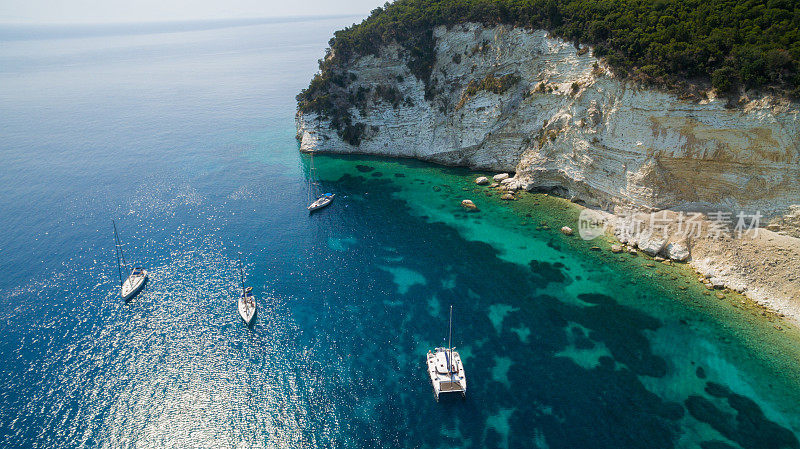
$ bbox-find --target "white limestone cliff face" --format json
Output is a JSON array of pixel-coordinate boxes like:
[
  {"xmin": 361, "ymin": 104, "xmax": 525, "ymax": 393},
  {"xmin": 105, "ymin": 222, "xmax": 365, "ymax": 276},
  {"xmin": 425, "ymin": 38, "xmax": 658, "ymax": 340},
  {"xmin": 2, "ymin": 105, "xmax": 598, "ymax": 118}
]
[{"xmin": 296, "ymin": 23, "xmax": 800, "ymax": 217}]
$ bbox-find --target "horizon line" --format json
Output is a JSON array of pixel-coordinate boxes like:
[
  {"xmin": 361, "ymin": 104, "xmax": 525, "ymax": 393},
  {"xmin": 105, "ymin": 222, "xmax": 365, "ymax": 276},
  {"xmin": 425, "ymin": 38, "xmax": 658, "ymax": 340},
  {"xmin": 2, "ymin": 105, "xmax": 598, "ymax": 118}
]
[{"xmin": 0, "ymin": 13, "xmax": 365, "ymax": 27}]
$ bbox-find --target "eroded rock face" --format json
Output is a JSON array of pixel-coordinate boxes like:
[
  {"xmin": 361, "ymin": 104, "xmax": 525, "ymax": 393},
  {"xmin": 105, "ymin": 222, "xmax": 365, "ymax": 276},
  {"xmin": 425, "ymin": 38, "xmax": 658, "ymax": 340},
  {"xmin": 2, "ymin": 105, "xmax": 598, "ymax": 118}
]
[{"xmin": 296, "ymin": 23, "xmax": 800, "ymax": 217}]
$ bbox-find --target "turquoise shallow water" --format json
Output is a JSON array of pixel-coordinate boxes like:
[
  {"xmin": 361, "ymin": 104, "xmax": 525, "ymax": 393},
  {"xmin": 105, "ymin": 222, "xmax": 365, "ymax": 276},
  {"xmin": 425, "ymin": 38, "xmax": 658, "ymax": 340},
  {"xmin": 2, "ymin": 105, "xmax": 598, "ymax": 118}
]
[{"xmin": 1, "ymin": 16, "xmax": 799, "ymax": 448}]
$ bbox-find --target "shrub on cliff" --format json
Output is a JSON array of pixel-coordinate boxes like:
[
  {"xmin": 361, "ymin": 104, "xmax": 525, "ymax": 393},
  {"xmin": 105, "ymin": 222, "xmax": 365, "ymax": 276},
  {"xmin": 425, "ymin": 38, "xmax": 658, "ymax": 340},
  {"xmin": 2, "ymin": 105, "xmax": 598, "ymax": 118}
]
[
  {"xmin": 466, "ymin": 74, "xmax": 521, "ymax": 96},
  {"xmin": 456, "ymin": 73, "xmax": 521, "ymax": 109}
]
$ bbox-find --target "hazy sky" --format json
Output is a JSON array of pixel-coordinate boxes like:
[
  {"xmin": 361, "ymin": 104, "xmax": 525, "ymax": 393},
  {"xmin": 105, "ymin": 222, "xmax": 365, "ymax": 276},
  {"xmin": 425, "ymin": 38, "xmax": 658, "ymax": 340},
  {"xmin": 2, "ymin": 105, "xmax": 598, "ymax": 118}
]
[{"xmin": 0, "ymin": 0, "xmax": 384, "ymax": 24}]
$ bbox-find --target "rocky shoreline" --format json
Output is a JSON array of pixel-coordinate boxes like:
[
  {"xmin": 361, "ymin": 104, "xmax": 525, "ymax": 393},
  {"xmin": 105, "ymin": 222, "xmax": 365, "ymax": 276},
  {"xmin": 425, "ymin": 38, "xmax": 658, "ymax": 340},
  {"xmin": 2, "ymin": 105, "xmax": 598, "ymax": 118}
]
[
  {"xmin": 467, "ymin": 172, "xmax": 800, "ymax": 323},
  {"xmin": 297, "ymin": 22, "xmax": 800, "ymax": 322}
]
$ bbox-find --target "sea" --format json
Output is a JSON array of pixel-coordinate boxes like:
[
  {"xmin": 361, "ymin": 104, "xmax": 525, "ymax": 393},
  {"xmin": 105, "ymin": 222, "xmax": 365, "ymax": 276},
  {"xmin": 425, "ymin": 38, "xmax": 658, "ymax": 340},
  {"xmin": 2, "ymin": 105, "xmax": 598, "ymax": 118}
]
[{"xmin": 1, "ymin": 15, "xmax": 799, "ymax": 448}]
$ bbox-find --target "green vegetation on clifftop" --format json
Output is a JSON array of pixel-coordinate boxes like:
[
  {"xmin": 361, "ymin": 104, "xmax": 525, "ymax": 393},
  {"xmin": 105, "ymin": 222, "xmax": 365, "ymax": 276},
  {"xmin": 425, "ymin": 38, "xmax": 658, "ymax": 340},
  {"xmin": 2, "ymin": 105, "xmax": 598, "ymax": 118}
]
[{"xmin": 298, "ymin": 0, "xmax": 800, "ymax": 145}]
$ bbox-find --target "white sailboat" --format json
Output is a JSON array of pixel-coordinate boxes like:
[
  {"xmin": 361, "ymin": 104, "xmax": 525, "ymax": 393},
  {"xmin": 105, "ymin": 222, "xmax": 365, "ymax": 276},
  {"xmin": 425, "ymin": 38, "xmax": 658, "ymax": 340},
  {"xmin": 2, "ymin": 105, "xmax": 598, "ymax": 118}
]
[
  {"xmin": 307, "ymin": 151, "xmax": 335, "ymax": 212},
  {"xmin": 308, "ymin": 193, "xmax": 335, "ymax": 211},
  {"xmin": 237, "ymin": 259, "xmax": 256, "ymax": 326},
  {"xmin": 121, "ymin": 267, "xmax": 148, "ymax": 301},
  {"xmin": 426, "ymin": 305, "xmax": 467, "ymax": 401},
  {"xmin": 113, "ymin": 220, "xmax": 147, "ymax": 302}
]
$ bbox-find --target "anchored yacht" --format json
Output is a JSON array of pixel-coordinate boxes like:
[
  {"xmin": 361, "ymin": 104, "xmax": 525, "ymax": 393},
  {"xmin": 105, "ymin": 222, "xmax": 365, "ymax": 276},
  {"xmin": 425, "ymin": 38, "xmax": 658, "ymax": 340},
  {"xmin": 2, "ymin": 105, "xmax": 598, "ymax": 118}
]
[
  {"xmin": 113, "ymin": 220, "xmax": 147, "ymax": 302},
  {"xmin": 426, "ymin": 305, "xmax": 466, "ymax": 401},
  {"xmin": 237, "ymin": 259, "xmax": 256, "ymax": 326}
]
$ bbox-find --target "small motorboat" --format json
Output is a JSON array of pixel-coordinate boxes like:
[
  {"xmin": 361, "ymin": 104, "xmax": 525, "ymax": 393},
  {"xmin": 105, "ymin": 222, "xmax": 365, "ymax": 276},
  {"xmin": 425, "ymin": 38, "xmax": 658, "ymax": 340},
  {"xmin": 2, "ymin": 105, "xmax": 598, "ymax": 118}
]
[
  {"xmin": 121, "ymin": 267, "xmax": 148, "ymax": 301},
  {"xmin": 426, "ymin": 305, "xmax": 466, "ymax": 401},
  {"xmin": 308, "ymin": 193, "xmax": 335, "ymax": 212},
  {"xmin": 238, "ymin": 286, "xmax": 257, "ymax": 325}
]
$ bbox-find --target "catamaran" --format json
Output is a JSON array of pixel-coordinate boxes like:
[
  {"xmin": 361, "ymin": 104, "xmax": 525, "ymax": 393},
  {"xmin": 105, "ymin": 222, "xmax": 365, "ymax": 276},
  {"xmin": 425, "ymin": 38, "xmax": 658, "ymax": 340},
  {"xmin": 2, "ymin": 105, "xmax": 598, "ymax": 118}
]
[
  {"xmin": 306, "ymin": 151, "xmax": 335, "ymax": 212},
  {"xmin": 426, "ymin": 305, "xmax": 467, "ymax": 401},
  {"xmin": 237, "ymin": 259, "xmax": 256, "ymax": 325},
  {"xmin": 113, "ymin": 220, "xmax": 147, "ymax": 301}
]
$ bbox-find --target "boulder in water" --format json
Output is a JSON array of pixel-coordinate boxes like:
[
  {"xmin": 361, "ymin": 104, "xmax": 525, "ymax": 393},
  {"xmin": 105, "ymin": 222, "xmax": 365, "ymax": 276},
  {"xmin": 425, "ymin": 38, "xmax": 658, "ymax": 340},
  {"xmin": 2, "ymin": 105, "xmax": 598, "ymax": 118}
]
[
  {"xmin": 665, "ymin": 241, "xmax": 690, "ymax": 261},
  {"xmin": 561, "ymin": 226, "xmax": 574, "ymax": 236},
  {"xmin": 501, "ymin": 193, "xmax": 515, "ymax": 201},
  {"xmin": 637, "ymin": 231, "xmax": 667, "ymax": 256},
  {"xmin": 493, "ymin": 173, "xmax": 510, "ymax": 182},
  {"xmin": 611, "ymin": 244, "xmax": 623, "ymax": 253},
  {"xmin": 710, "ymin": 277, "xmax": 726, "ymax": 289},
  {"xmin": 475, "ymin": 176, "xmax": 489, "ymax": 185},
  {"xmin": 461, "ymin": 199, "xmax": 478, "ymax": 211}
]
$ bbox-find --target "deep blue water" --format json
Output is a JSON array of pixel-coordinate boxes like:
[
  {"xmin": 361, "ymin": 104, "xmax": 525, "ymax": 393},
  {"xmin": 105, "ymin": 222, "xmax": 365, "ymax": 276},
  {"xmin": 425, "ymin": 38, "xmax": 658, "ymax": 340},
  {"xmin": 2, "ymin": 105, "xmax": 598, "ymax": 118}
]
[{"xmin": 1, "ymin": 17, "xmax": 800, "ymax": 448}]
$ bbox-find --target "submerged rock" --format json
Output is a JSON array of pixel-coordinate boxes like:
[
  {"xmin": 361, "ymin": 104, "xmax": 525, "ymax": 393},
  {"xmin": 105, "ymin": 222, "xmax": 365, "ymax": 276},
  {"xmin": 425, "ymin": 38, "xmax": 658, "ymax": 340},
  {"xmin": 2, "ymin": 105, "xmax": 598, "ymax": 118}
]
[
  {"xmin": 611, "ymin": 244, "xmax": 622, "ymax": 253},
  {"xmin": 561, "ymin": 226, "xmax": 573, "ymax": 236},
  {"xmin": 501, "ymin": 193, "xmax": 515, "ymax": 201},
  {"xmin": 461, "ymin": 199, "xmax": 478, "ymax": 211}
]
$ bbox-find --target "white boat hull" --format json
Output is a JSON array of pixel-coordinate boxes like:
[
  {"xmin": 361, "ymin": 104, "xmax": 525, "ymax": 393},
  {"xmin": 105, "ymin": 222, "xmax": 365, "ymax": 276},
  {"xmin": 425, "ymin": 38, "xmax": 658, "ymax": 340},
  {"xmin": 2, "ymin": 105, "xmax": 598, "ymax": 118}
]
[
  {"xmin": 121, "ymin": 270, "xmax": 147, "ymax": 301},
  {"xmin": 238, "ymin": 295, "xmax": 256, "ymax": 325},
  {"xmin": 308, "ymin": 194, "xmax": 335, "ymax": 211},
  {"xmin": 427, "ymin": 348, "xmax": 466, "ymax": 401}
]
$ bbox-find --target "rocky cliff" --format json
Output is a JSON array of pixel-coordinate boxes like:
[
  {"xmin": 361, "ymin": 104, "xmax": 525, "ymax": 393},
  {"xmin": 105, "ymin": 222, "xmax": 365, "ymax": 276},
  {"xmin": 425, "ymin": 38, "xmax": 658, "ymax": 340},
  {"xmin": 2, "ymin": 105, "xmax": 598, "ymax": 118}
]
[{"xmin": 297, "ymin": 23, "xmax": 800, "ymax": 217}]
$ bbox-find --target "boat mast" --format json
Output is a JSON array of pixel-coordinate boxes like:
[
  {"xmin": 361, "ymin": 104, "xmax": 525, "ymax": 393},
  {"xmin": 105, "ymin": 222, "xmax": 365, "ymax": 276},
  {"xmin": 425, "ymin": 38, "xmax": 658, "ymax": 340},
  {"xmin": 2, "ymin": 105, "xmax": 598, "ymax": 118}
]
[
  {"xmin": 448, "ymin": 305, "xmax": 453, "ymax": 374},
  {"xmin": 309, "ymin": 151, "xmax": 316, "ymax": 201},
  {"xmin": 118, "ymin": 222, "xmax": 128, "ymax": 272},
  {"xmin": 238, "ymin": 257, "xmax": 245, "ymax": 293},
  {"xmin": 112, "ymin": 220, "xmax": 124, "ymax": 286}
]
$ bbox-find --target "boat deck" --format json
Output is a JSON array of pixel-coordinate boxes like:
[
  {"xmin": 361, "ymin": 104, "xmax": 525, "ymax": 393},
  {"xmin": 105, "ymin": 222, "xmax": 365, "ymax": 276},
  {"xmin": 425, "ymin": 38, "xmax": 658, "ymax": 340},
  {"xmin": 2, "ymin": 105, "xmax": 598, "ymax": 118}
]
[
  {"xmin": 439, "ymin": 381, "xmax": 465, "ymax": 393},
  {"xmin": 427, "ymin": 348, "xmax": 467, "ymax": 400}
]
